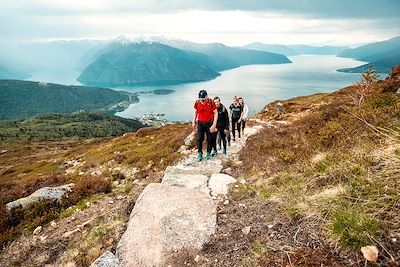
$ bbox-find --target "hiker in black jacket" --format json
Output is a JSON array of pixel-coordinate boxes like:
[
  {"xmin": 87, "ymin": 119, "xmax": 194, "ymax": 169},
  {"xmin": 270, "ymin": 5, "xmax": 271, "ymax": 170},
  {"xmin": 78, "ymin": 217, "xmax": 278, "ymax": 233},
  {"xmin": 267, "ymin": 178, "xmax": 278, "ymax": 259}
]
[
  {"xmin": 212, "ymin": 96, "xmax": 229, "ymax": 155},
  {"xmin": 229, "ymin": 96, "xmax": 243, "ymax": 141}
]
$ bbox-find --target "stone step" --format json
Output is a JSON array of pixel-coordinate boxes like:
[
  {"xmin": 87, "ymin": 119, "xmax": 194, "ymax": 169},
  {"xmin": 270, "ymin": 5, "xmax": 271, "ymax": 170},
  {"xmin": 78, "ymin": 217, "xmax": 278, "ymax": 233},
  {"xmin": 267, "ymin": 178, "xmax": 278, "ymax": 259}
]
[
  {"xmin": 116, "ymin": 183, "xmax": 216, "ymax": 267},
  {"xmin": 161, "ymin": 173, "xmax": 210, "ymax": 195}
]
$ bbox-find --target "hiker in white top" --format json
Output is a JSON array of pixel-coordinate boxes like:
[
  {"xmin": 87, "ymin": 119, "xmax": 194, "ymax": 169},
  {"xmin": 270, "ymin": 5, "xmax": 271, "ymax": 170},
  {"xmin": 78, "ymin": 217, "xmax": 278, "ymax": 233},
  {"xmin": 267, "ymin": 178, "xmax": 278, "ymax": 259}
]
[{"xmin": 238, "ymin": 97, "xmax": 249, "ymax": 136}]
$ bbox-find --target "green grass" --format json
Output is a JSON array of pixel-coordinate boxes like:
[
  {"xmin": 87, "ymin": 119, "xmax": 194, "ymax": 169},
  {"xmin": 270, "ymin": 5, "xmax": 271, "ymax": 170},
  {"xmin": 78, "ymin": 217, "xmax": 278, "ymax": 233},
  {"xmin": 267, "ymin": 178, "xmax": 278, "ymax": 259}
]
[{"xmin": 331, "ymin": 210, "xmax": 380, "ymax": 251}]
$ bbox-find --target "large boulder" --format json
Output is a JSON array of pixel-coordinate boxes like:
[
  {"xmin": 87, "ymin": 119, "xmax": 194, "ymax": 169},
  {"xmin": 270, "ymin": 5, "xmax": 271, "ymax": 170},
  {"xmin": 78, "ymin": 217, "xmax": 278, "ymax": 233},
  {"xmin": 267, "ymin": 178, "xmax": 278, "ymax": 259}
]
[
  {"xmin": 116, "ymin": 183, "xmax": 216, "ymax": 267},
  {"xmin": 6, "ymin": 184, "xmax": 74, "ymax": 218}
]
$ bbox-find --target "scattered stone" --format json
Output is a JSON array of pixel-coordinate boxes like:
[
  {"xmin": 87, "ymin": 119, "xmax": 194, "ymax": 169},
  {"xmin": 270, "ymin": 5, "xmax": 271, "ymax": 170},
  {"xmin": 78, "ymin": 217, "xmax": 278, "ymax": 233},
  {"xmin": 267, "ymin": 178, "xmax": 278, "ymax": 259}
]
[
  {"xmin": 117, "ymin": 183, "xmax": 216, "ymax": 267},
  {"xmin": 90, "ymin": 251, "xmax": 120, "ymax": 267},
  {"xmin": 361, "ymin": 245, "xmax": 379, "ymax": 263},
  {"xmin": 33, "ymin": 226, "xmax": 42, "ymax": 235},
  {"xmin": 276, "ymin": 102, "xmax": 284, "ymax": 111},
  {"xmin": 0, "ymin": 149, "xmax": 8, "ymax": 154},
  {"xmin": 392, "ymin": 238, "xmax": 397, "ymax": 243},
  {"xmin": 109, "ymin": 200, "xmax": 114, "ymax": 204},
  {"xmin": 194, "ymin": 255, "xmax": 200, "ymax": 262},
  {"xmin": 240, "ymin": 179, "xmax": 246, "ymax": 184},
  {"xmin": 112, "ymin": 181, "xmax": 120, "ymax": 187},
  {"xmin": 184, "ymin": 132, "xmax": 196, "ymax": 146},
  {"xmin": 267, "ymin": 224, "xmax": 274, "ymax": 229},
  {"xmin": 80, "ymin": 219, "xmax": 93, "ymax": 228},
  {"xmin": 39, "ymin": 235, "xmax": 47, "ymax": 243},
  {"xmin": 396, "ymin": 88, "xmax": 400, "ymax": 97},
  {"xmin": 214, "ymin": 259, "xmax": 218, "ymax": 263},
  {"xmin": 241, "ymin": 226, "xmax": 251, "ymax": 235},
  {"xmin": 62, "ymin": 228, "xmax": 80, "ymax": 239},
  {"xmin": 117, "ymin": 195, "xmax": 124, "ymax": 200},
  {"xmin": 86, "ymin": 202, "xmax": 91, "ymax": 207},
  {"xmin": 70, "ymin": 216, "xmax": 76, "ymax": 221},
  {"xmin": 234, "ymin": 185, "xmax": 239, "ymax": 188},
  {"xmin": 79, "ymin": 171, "xmax": 85, "ymax": 175},
  {"xmin": 208, "ymin": 174, "xmax": 236, "ymax": 196},
  {"xmin": 50, "ymin": 221, "xmax": 57, "ymax": 228},
  {"xmin": 223, "ymin": 200, "xmax": 230, "ymax": 205},
  {"xmin": 238, "ymin": 203, "xmax": 246, "ymax": 208}
]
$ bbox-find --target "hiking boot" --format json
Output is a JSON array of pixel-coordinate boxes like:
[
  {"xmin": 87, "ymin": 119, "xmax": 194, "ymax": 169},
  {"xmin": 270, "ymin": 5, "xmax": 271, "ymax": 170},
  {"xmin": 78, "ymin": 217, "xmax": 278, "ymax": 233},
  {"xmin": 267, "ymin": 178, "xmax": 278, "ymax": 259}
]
[
  {"xmin": 211, "ymin": 149, "xmax": 217, "ymax": 157},
  {"xmin": 197, "ymin": 153, "xmax": 203, "ymax": 161},
  {"xmin": 205, "ymin": 153, "xmax": 211, "ymax": 160},
  {"xmin": 222, "ymin": 148, "xmax": 227, "ymax": 155}
]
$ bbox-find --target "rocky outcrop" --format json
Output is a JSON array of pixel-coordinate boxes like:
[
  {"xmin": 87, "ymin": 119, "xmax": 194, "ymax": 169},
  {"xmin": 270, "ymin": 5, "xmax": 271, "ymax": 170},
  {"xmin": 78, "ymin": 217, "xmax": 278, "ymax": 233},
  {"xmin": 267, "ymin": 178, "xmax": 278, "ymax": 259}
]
[
  {"xmin": 116, "ymin": 184, "xmax": 216, "ymax": 267},
  {"xmin": 6, "ymin": 184, "xmax": 75, "ymax": 218},
  {"xmin": 90, "ymin": 251, "xmax": 120, "ymax": 267}
]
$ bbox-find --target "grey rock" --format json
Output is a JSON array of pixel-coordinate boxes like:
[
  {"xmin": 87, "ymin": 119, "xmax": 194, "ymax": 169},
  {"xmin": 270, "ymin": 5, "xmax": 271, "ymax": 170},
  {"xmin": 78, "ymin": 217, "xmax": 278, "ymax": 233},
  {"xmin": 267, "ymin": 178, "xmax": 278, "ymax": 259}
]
[
  {"xmin": 161, "ymin": 173, "xmax": 210, "ymax": 195},
  {"xmin": 33, "ymin": 226, "xmax": 42, "ymax": 235},
  {"xmin": 117, "ymin": 183, "xmax": 216, "ymax": 267},
  {"xmin": 6, "ymin": 183, "xmax": 74, "ymax": 216},
  {"xmin": 90, "ymin": 251, "xmax": 120, "ymax": 267},
  {"xmin": 184, "ymin": 131, "xmax": 196, "ymax": 146},
  {"xmin": 276, "ymin": 102, "xmax": 284, "ymax": 111},
  {"xmin": 208, "ymin": 174, "xmax": 236, "ymax": 197},
  {"xmin": 396, "ymin": 88, "xmax": 400, "ymax": 97}
]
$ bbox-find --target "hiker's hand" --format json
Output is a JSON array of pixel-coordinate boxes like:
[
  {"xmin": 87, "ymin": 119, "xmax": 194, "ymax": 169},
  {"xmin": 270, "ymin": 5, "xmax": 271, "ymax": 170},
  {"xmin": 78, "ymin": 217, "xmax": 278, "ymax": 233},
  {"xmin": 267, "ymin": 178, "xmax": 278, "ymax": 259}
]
[
  {"xmin": 238, "ymin": 119, "xmax": 241, "ymax": 123},
  {"xmin": 192, "ymin": 121, "xmax": 197, "ymax": 130},
  {"xmin": 210, "ymin": 125, "xmax": 217, "ymax": 133}
]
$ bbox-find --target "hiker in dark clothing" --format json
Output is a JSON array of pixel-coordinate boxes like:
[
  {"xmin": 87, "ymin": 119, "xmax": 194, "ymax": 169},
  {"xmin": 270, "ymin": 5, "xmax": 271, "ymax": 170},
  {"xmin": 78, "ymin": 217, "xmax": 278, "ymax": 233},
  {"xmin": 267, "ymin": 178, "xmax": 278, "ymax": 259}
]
[
  {"xmin": 192, "ymin": 90, "xmax": 218, "ymax": 161},
  {"xmin": 212, "ymin": 96, "xmax": 229, "ymax": 155},
  {"xmin": 229, "ymin": 96, "xmax": 243, "ymax": 141}
]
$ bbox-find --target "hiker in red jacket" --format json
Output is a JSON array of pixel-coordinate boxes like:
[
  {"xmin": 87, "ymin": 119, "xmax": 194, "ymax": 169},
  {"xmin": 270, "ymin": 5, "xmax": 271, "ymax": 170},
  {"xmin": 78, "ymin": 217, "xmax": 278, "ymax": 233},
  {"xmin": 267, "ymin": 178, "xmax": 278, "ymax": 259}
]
[{"xmin": 192, "ymin": 90, "xmax": 218, "ymax": 161}]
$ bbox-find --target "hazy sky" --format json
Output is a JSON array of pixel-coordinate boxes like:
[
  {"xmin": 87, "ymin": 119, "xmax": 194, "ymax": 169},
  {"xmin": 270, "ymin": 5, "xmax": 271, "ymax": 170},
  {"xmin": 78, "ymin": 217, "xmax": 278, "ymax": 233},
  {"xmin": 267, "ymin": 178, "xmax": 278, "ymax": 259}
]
[{"xmin": 1, "ymin": 0, "xmax": 399, "ymax": 46}]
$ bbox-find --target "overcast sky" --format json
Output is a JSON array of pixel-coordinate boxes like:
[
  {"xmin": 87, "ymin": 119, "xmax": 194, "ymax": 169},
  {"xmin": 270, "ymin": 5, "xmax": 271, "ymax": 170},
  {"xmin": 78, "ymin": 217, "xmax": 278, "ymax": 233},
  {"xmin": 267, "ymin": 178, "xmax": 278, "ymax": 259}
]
[{"xmin": 1, "ymin": 0, "xmax": 399, "ymax": 47}]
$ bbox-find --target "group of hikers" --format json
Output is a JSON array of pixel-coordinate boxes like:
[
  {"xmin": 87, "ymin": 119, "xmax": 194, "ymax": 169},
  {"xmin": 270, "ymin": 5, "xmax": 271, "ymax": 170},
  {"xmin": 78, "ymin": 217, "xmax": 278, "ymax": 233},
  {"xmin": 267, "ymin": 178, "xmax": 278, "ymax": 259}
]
[{"xmin": 192, "ymin": 89, "xmax": 249, "ymax": 161}]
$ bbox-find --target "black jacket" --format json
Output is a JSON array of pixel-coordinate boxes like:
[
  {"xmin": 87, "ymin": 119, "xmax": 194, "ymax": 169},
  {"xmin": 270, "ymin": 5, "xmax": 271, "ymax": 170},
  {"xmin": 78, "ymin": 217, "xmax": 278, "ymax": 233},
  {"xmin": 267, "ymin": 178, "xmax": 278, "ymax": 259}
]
[{"xmin": 216, "ymin": 104, "xmax": 229, "ymax": 130}]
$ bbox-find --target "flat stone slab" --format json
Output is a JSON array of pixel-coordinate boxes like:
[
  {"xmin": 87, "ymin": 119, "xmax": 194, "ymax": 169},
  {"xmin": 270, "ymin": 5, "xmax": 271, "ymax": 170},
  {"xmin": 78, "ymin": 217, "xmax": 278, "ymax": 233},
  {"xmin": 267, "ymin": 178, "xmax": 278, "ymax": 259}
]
[
  {"xmin": 116, "ymin": 183, "xmax": 216, "ymax": 267},
  {"xmin": 165, "ymin": 158, "xmax": 223, "ymax": 177},
  {"xmin": 161, "ymin": 173, "xmax": 210, "ymax": 195},
  {"xmin": 208, "ymin": 173, "xmax": 237, "ymax": 197},
  {"xmin": 90, "ymin": 251, "xmax": 120, "ymax": 267}
]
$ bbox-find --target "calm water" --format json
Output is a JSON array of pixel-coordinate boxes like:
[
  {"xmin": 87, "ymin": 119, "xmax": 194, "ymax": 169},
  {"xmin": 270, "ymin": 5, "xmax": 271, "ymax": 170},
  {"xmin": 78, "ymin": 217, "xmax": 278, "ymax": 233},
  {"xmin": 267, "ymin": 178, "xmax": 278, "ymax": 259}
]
[{"xmin": 115, "ymin": 55, "xmax": 366, "ymax": 121}]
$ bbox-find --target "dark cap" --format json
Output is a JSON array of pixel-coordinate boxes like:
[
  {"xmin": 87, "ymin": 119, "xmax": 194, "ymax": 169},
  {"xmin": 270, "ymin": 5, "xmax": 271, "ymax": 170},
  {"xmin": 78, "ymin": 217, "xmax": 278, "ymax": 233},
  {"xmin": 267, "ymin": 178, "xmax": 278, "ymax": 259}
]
[{"xmin": 198, "ymin": 90, "xmax": 207, "ymax": 99}]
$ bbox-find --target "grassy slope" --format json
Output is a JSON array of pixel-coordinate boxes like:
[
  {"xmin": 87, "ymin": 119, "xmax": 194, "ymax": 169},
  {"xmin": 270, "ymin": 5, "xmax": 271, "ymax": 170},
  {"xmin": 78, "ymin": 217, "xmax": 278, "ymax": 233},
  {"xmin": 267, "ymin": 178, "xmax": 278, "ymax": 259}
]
[
  {"xmin": 0, "ymin": 111, "xmax": 144, "ymax": 141},
  {"xmin": 228, "ymin": 66, "xmax": 400, "ymax": 265},
  {"xmin": 0, "ymin": 123, "xmax": 192, "ymax": 265},
  {"xmin": 0, "ymin": 79, "xmax": 137, "ymax": 120}
]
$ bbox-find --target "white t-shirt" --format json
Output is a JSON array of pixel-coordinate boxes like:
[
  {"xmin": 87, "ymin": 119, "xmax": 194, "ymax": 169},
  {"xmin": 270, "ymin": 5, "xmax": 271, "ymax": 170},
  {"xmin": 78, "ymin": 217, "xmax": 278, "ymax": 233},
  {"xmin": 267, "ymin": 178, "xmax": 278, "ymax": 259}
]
[{"xmin": 242, "ymin": 104, "xmax": 249, "ymax": 119}]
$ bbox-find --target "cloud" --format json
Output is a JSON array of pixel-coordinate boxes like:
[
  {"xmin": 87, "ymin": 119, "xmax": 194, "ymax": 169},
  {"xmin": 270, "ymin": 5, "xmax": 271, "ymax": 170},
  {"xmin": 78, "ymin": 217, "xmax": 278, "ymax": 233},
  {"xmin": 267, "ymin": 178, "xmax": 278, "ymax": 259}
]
[
  {"xmin": 0, "ymin": 0, "xmax": 399, "ymax": 46},
  {"xmin": 2, "ymin": 0, "xmax": 400, "ymax": 18}
]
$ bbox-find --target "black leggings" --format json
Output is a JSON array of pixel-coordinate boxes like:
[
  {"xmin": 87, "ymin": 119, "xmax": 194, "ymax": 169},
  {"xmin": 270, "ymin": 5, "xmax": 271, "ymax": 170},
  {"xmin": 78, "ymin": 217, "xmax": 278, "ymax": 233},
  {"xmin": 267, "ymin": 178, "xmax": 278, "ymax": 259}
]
[
  {"xmin": 197, "ymin": 121, "xmax": 213, "ymax": 154},
  {"xmin": 231, "ymin": 118, "xmax": 241, "ymax": 138},
  {"xmin": 213, "ymin": 128, "xmax": 227, "ymax": 150},
  {"xmin": 242, "ymin": 120, "xmax": 246, "ymax": 130}
]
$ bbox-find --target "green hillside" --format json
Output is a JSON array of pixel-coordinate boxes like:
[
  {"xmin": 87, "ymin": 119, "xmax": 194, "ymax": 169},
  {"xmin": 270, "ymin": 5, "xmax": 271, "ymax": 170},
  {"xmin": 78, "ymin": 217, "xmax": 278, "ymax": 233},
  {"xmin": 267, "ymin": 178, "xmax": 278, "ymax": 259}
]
[
  {"xmin": 78, "ymin": 42, "xmax": 220, "ymax": 86},
  {"xmin": 0, "ymin": 79, "xmax": 137, "ymax": 120},
  {"xmin": 0, "ymin": 111, "xmax": 144, "ymax": 141}
]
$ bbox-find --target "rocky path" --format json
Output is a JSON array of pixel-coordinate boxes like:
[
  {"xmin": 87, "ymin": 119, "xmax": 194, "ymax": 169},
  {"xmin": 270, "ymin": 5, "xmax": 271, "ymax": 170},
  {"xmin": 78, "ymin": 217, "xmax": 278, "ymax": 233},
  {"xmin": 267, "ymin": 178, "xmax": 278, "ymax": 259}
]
[{"xmin": 92, "ymin": 122, "xmax": 266, "ymax": 267}]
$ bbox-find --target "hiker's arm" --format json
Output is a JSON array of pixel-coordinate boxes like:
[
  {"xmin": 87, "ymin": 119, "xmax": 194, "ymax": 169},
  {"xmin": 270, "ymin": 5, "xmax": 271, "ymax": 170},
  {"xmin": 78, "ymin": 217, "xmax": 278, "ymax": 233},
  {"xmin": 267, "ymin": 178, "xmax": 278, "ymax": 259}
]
[
  {"xmin": 192, "ymin": 110, "xmax": 198, "ymax": 128},
  {"xmin": 225, "ymin": 110, "xmax": 229, "ymax": 130},
  {"xmin": 210, "ymin": 109, "xmax": 218, "ymax": 132}
]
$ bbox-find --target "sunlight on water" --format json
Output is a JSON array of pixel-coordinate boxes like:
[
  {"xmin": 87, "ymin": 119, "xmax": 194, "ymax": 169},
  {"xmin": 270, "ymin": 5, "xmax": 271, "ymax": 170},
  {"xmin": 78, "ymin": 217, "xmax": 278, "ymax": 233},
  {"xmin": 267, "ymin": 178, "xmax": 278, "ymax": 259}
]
[{"xmin": 115, "ymin": 55, "xmax": 366, "ymax": 121}]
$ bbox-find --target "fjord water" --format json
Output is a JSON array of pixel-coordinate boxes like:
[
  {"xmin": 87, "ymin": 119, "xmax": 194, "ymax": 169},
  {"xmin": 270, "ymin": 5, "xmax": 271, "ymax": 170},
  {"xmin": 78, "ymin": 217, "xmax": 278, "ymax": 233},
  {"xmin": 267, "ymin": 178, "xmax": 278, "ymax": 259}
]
[{"xmin": 115, "ymin": 55, "xmax": 366, "ymax": 121}]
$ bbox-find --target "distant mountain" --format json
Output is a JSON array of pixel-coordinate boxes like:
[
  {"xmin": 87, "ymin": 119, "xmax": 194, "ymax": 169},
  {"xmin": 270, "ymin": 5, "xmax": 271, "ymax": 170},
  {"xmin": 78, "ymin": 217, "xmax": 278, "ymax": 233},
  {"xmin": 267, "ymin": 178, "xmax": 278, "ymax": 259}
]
[
  {"xmin": 243, "ymin": 43, "xmax": 300, "ymax": 56},
  {"xmin": 0, "ymin": 63, "xmax": 29, "ymax": 80},
  {"xmin": 155, "ymin": 39, "xmax": 292, "ymax": 71},
  {"xmin": 78, "ymin": 42, "xmax": 221, "ymax": 86},
  {"xmin": 337, "ymin": 36, "xmax": 400, "ymax": 61},
  {"xmin": 288, "ymin": 45, "xmax": 348, "ymax": 55},
  {"xmin": 0, "ymin": 111, "xmax": 144, "ymax": 141},
  {"xmin": 0, "ymin": 79, "xmax": 137, "ymax": 120},
  {"xmin": 337, "ymin": 51, "xmax": 400, "ymax": 74}
]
